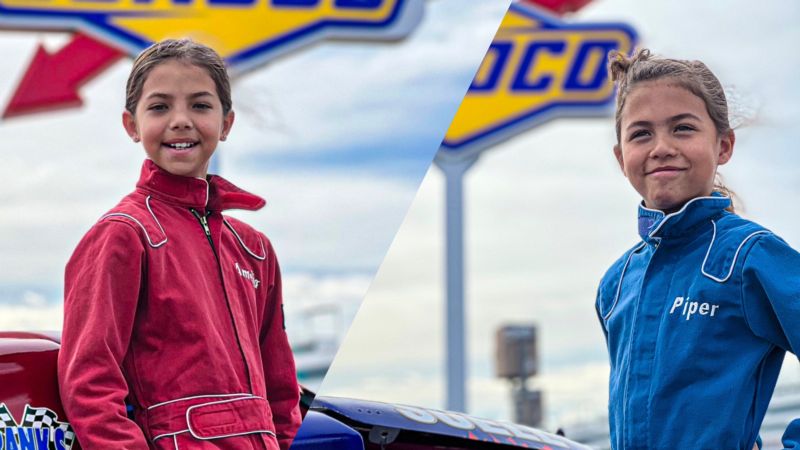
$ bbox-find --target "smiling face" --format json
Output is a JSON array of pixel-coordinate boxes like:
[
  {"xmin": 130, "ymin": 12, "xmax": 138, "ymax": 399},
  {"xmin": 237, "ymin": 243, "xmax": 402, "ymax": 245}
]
[
  {"xmin": 614, "ymin": 79, "xmax": 734, "ymax": 213},
  {"xmin": 123, "ymin": 59, "xmax": 234, "ymax": 178}
]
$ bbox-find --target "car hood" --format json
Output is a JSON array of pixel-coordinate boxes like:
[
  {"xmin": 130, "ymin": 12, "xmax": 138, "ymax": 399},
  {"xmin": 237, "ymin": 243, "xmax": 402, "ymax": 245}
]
[{"xmin": 312, "ymin": 396, "xmax": 592, "ymax": 450}]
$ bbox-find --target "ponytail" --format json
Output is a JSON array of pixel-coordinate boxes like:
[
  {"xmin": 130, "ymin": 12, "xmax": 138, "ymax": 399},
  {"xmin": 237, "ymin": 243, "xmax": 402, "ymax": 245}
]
[{"xmin": 713, "ymin": 174, "xmax": 738, "ymax": 213}]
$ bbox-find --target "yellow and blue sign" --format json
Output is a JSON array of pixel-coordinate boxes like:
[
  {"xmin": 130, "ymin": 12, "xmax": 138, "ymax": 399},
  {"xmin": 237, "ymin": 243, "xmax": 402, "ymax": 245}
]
[
  {"xmin": 0, "ymin": 0, "xmax": 422, "ymax": 72},
  {"xmin": 440, "ymin": 2, "xmax": 636, "ymax": 156}
]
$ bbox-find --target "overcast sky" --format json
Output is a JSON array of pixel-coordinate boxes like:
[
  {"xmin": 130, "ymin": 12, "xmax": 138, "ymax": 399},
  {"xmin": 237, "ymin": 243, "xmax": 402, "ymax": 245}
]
[
  {"xmin": 319, "ymin": 0, "xmax": 800, "ymax": 434},
  {"xmin": 3, "ymin": 0, "xmax": 799, "ymax": 438},
  {"xmin": 0, "ymin": 0, "xmax": 510, "ymax": 388}
]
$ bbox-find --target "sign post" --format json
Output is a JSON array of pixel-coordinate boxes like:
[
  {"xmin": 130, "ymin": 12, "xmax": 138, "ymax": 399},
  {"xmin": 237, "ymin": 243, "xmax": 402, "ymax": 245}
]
[
  {"xmin": 435, "ymin": 2, "xmax": 636, "ymax": 413},
  {"xmin": 434, "ymin": 152, "xmax": 479, "ymax": 412}
]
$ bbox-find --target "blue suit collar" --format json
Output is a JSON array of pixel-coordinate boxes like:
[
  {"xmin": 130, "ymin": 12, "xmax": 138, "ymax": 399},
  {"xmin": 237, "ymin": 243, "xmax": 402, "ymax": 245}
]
[{"xmin": 637, "ymin": 194, "xmax": 731, "ymax": 242}]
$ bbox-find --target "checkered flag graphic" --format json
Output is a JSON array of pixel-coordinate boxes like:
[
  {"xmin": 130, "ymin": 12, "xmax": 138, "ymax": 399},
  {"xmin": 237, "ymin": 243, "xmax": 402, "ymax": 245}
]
[
  {"xmin": 0, "ymin": 403, "xmax": 18, "ymax": 428},
  {"xmin": 57, "ymin": 422, "xmax": 76, "ymax": 449},
  {"xmin": 21, "ymin": 405, "xmax": 59, "ymax": 428},
  {"xmin": 21, "ymin": 405, "xmax": 76, "ymax": 449}
]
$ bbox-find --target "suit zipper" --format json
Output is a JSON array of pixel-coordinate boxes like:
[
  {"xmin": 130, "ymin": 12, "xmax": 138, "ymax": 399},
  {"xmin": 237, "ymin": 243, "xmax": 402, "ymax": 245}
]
[
  {"xmin": 189, "ymin": 208, "xmax": 253, "ymax": 393},
  {"xmin": 621, "ymin": 241, "xmax": 659, "ymax": 449}
]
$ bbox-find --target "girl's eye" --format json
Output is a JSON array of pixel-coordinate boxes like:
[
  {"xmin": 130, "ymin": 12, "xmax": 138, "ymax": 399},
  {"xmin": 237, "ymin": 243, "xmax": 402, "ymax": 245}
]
[
  {"xmin": 629, "ymin": 129, "xmax": 650, "ymax": 141},
  {"xmin": 193, "ymin": 103, "xmax": 212, "ymax": 110},
  {"xmin": 675, "ymin": 124, "xmax": 695, "ymax": 133},
  {"xmin": 148, "ymin": 104, "xmax": 167, "ymax": 112}
]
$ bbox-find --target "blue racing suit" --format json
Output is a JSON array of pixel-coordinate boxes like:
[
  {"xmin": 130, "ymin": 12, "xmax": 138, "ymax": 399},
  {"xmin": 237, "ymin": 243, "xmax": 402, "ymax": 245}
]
[{"xmin": 596, "ymin": 195, "xmax": 800, "ymax": 449}]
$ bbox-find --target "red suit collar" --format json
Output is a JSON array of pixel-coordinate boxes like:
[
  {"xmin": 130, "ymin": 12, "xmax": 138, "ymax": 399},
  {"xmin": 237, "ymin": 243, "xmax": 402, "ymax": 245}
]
[{"xmin": 135, "ymin": 159, "xmax": 266, "ymax": 211}]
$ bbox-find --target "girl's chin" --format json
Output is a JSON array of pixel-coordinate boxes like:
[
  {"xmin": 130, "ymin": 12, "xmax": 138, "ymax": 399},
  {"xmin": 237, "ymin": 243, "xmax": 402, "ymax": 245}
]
[
  {"xmin": 158, "ymin": 162, "xmax": 208, "ymax": 179},
  {"xmin": 644, "ymin": 197, "xmax": 691, "ymax": 214}
]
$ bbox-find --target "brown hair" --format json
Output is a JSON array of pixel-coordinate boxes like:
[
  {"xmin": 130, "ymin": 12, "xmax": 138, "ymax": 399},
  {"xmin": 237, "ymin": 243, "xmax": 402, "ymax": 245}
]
[
  {"xmin": 608, "ymin": 48, "xmax": 737, "ymax": 212},
  {"xmin": 125, "ymin": 39, "xmax": 232, "ymax": 115}
]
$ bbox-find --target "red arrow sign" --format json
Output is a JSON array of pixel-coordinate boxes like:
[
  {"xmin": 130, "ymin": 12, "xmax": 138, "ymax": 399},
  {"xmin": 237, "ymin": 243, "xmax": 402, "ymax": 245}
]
[{"xmin": 3, "ymin": 32, "xmax": 124, "ymax": 119}]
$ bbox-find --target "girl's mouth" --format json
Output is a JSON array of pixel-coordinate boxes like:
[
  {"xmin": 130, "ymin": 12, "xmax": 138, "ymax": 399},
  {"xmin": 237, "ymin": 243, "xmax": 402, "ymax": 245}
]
[
  {"xmin": 647, "ymin": 166, "xmax": 685, "ymax": 176},
  {"xmin": 164, "ymin": 141, "xmax": 198, "ymax": 151}
]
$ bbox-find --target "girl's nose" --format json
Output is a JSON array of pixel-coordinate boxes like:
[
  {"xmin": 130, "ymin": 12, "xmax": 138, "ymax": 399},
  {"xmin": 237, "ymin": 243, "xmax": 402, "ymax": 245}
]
[
  {"xmin": 650, "ymin": 135, "xmax": 678, "ymax": 159},
  {"xmin": 169, "ymin": 110, "xmax": 193, "ymax": 130}
]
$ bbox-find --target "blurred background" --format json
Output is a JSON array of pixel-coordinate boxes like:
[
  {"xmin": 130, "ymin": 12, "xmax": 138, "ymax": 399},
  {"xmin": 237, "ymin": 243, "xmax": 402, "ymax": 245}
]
[
  {"xmin": 0, "ymin": 0, "xmax": 510, "ymax": 390},
  {"xmin": 318, "ymin": 0, "xmax": 800, "ymax": 448}
]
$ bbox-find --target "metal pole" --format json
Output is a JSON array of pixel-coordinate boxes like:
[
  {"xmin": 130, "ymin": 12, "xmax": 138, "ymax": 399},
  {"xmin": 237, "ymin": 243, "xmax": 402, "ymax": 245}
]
[
  {"xmin": 516, "ymin": 338, "xmax": 528, "ymax": 424},
  {"xmin": 434, "ymin": 152, "xmax": 479, "ymax": 413}
]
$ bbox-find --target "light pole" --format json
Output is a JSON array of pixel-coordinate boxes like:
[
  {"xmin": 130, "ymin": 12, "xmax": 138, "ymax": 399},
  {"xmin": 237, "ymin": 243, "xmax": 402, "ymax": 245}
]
[{"xmin": 434, "ymin": 151, "xmax": 479, "ymax": 412}]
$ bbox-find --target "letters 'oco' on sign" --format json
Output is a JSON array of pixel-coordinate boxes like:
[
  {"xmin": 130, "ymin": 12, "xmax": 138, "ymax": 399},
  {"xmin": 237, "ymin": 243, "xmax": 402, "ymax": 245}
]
[
  {"xmin": 440, "ymin": 2, "xmax": 637, "ymax": 157},
  {"xmin": 0, "ymin": 0, "xmax": 423, "ymax": 72}
]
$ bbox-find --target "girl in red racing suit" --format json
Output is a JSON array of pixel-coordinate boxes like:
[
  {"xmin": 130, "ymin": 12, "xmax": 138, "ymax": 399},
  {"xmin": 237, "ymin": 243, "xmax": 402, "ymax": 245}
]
[{"xmin": 58, "ymin": 39, "xmax": 301, "ymax": 450}]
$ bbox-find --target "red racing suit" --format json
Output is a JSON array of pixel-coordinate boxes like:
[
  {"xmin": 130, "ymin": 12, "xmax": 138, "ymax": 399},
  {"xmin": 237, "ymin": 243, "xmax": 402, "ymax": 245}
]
[{"xmin": 58, "ymin": 160, "xmax": 301, "ymax": 450}]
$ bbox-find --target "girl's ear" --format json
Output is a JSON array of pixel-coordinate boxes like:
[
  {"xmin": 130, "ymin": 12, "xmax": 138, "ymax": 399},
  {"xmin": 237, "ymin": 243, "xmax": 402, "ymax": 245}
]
[
  {"xmin": 122, "ymin": 110, "xmax": 140, "ymax": 142},
  {"xmin": 613, "ymin": 144, "xmax": 625, "ymax": 173},
  {"xmin": 717, "ymin": 129, "xmax": 735, "ymax": 166},
  {"xmin": 220, "ymin": 110, "xmax": 235, "ymax": 141}
]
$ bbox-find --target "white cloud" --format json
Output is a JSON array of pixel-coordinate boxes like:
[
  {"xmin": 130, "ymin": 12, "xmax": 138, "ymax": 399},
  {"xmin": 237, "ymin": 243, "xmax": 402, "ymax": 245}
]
[
  {"xmin": 283, "ymin": 272, "xmax": 373, "ymax": 343},
  {"xmin": 228, "ymin": 0, "xmax": 511, "ymax": 157},
  {"xmin": 0, "ymin": 292, "xmax": 62, "ymax": 330},
  {"xmin": 226, "ymin": 168, "xmax": 421, "ymax": 272}
]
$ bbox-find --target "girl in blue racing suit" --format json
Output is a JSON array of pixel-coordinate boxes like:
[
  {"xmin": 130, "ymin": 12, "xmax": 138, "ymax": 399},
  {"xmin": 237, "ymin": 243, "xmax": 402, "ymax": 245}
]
[{"xmin": 596, "ymin": 49, "xmax": 800, "ymax": 450}]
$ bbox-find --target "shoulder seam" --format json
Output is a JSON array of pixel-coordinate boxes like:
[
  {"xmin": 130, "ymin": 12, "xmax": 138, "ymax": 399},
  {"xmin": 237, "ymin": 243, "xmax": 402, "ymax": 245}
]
[
  {"xmin": 96, "ymin": 216, "xmax": 145, "ymax": 242},
  {"xmin": 223, "ymin": 217, "xmax": 266, "ymax": 260},
  {"xmin": 100, "ymin": 196, "xmax": 167, "ymax": 248},
  {"xmin": 738, "ymin": 232, "xmax": 774, "ymax": 333},
  {"xmin": 700, "ymin": 219, "xmax": 769, "ymax": 283}
]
